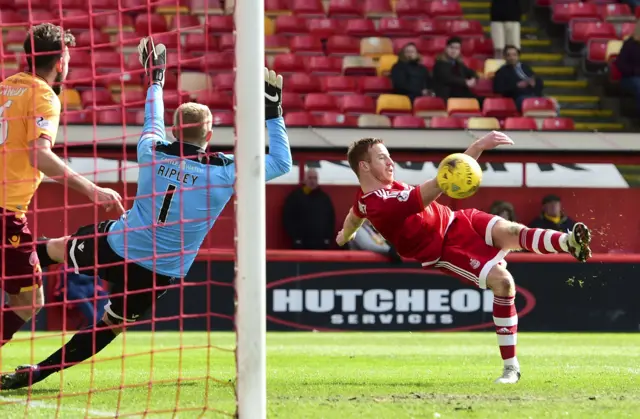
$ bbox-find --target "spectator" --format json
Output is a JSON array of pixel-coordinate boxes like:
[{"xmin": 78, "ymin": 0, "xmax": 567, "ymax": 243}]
[
  {"xmin": 528, "ymin": 194, "xmax": 576, "ymax": 232},
  {"xmin": 432, "ymin": 37, "xmax": 481, "ymax": 103},
  {"xmin": 348, "ymin": 219, "xmax": 402, "ymax": 263},
  {"xmin": 390, "ymin": 42, "xmax": 434, "ymax": 103},
  {"xmin": 489, "ymin": 200, "xmax": 517, "ymax": 222},
  {"xmin": 490, "ymin": 0, "xmax": 522, "ymax": 58},
  {"xmin": 282, "ymin": 168, "xmax": 336, "ymax": 250},
  {"xmin": 616, "ymin": 21, "xmax": 640, "ymax": 116},
  {"xmin": 493, "ymin": 46, "xmax": 544, "ymax": 112}
]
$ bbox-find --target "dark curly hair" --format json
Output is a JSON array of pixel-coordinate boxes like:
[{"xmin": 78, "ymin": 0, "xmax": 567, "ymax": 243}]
[{"xmin": 24, "ymin": 23, "xmax": 76, "ymax": 72}]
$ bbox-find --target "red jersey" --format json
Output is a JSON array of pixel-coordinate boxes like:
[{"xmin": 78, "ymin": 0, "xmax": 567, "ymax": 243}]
[{"xmin": 352, "ymin": 181, "xmax": 453, "ymax": 263}]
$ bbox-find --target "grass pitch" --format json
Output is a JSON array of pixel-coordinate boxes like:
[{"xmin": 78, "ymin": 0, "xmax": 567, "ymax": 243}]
[{"xmin": 0, "ymin": 332, "xmax": 638, "ymax": 418}]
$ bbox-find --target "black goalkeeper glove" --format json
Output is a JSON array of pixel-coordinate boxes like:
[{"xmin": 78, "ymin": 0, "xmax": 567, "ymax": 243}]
[
  {"xmin": 138, "ymin": 37, "xmax": 166, "ymax": 87},
  {"xmin": 264, "ymin": 67, "xmax": 283, "ymax": 120}
]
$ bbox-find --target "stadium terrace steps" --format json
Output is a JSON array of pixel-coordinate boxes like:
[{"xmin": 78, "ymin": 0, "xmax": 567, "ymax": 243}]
[
  {"xmin": 574, "ymin": 122, "xmax": 625, "ymax": 131},
  {"xmin": 559, "ymin": 109, "xmax": 613, "ymax": 117}
]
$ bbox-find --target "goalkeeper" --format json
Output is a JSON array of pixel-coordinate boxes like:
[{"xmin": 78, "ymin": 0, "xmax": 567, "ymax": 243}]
[{"xmin": 0, "ymin": 38, "xmax": 292, "ymax": 390}]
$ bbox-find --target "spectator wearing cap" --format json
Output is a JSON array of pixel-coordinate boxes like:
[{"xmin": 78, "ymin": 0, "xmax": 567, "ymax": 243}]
[
  {"xmin": 432, "ymin": 37, "xmax": 481, "ymax": 103},
  {"xmin": 493, "ymin": 46, "xmax": 545, "ymax": 112},
  {"xmin": 489, "ymin": 200, "xmax": 517, "ymax": 222},
  {"xmin": 490, "ymin": 0, "xmax": 522, "ymax": 58},
  {"xmin": 528, "ymin": 195, "xmax": 576, "ymax": 232},
  {"xmin": 390, "ymin": 43, "xmax": 434, "ymax": 103},
  {"xmin": 615, "ymin": 21, "xmax": 640, "ymax": 116}
]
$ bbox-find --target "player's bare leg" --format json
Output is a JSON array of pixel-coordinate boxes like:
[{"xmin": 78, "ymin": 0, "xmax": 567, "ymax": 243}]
[
  {"xmin": 485, "ymin": 265, "xmax": 521, "ymax": 384},
  {"xmin": 490, "ymin": 219, "xmax": 592, "ymax": 262},
  {"xmin": 1, "ymin": 287, "xmax": 44, "ymax": 348}
]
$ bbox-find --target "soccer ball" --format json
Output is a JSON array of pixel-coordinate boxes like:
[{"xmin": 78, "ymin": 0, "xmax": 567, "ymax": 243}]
[{"xmin": 436, "ymin": 153, "xmax": 482, "ymax": 199}]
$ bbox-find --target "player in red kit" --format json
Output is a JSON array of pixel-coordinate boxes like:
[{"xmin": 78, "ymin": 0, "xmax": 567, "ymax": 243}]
[{"xmin": 336, "ymin": 132, "xmax": 592, "ymax": 384}]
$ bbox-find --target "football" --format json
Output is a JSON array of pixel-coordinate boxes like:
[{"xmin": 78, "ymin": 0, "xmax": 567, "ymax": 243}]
[{"xmin": 436, "ymin": 153, "xmax": 483, "ymax": 199}]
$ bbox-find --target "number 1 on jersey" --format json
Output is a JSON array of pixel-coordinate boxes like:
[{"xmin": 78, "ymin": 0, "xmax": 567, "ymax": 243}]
[
  {"xmin": 158, "ymin": 184, "xmax": 177, "ymax": 224},
  {"xmin": 0, "ymin": 100, "xmax": 13, "ymax": 145}
]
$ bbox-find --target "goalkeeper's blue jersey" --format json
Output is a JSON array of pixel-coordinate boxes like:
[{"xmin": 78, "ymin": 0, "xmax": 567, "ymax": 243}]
[{"xmin": 106, "ymin": 84, "xmax": 292, "ymax": 278}]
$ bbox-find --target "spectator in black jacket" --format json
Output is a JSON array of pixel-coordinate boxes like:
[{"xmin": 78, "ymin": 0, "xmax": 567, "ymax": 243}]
[
  {"xmin": 390, "ymin": 42, "xmax": 434, "ymax": 103},
  {"xmin": 528, "ymin": 194, "xmax": 576, "ymax": 232},
  {"xmin": 432, "ymin": 37, "xmax": 480, "ymax": 102},
  {"xmin": 616, "ymin": 22, "xmax": 640, "ymax": 116},
  {"xmin": 493, "ymin": 46, "xmax": 544, "ymax": 111},
  {"xmin": 490, "ymin": 0, "xmax": 522, "ymax": 58},
  {"xmin": 282, "ymin": 168, "xmax": 336, "ymax": 250}
]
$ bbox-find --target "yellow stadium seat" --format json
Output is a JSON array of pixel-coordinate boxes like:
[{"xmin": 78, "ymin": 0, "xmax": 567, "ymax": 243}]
[
  {"xmin": 179, "ymin": 72, "xmax": 213, "ymax": 95},
  {"xmin": 191, "ymin": 2, "xmax": 223, "ymax": 15},
  {"xmin": 377, "ymin": 54, "xmax": 399, "ymax": 76},
  {"xmin": 343, "ymin": 56, "xmax": 377, "ymax": 75},
  {"xmin": 467, "ymin": 117, "xmax": 500, "ymax": 130},
  {"xmin": 361, "ymin": 37, "xmax": 394, "ymax": 59},
  {"xmin": 484, "ymin": 59, "xmax": 505, "ymax": 79},
  {"xmin": 376, "ymin": 94, "xmax": 412, "ymax": 115},
  {"xmin": 447, "ymin": 98, "xmax": 480, "ymax": 115},
  {"xmin": 606, "ymin": 40, "xmax": 623, "ymax": 61},
  {"xmin": 156, "ymin": 5, "xmax": 190, "ymax": 15},
  {"xmin": 265, "ymin": 17, "xmax": 275, "ymax": 36},
  {"xmin": 358, "ymin": 114, "xmax": 392, "ymax": 127},
  {"xmin": 58, "ymin": 89, "xmax": 83, "ymax": 110}
]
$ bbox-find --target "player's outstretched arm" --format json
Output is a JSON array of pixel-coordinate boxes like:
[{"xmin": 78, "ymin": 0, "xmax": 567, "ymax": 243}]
[
  {"xmin": 336, "ymin": 208, "xmax": 365, "ymax": 247},
  {"xmin": 463, "ymin": 130, "xmax": 514, "ymax": 160},
  {"xmin": 138, "ymin": 37, "xmax": 167, "ymax": 148},
  {"xmin": 264, "ymin": 68, "xmax": 293, "ymax": 180}
]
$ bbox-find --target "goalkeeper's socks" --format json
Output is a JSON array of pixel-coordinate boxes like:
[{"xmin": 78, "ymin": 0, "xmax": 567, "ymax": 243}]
[
  {"xmin": 0, "ymin": 305, "xmax": 26, "ymax": 347},
  {"xmin": 36, "ymin": 320, "xmax": 118, "ymax": 381},
  {"xmin": 36, "ymin": 238, "xmax": 57, "ymax": 268}
]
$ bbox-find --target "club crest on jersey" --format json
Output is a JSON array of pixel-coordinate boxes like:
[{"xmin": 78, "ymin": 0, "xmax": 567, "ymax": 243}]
[
  {"xmin": 358, "ymin": 202, "xmax": 367, "ymax": 215},
  {"xmin": 469, "ymin": 259, "xmax": 480, "ymax": 269},
  {"xmin": 397, "ymin": 190, "xmax": 410, "ymax": 202}
]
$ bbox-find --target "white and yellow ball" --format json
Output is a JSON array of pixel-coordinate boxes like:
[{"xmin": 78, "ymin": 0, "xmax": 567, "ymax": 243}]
[{"xmin": 436, "ymin": 153, "xmax": 483, "ymax": 199}]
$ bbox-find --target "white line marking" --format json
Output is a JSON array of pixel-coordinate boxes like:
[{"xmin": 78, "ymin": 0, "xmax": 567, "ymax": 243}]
[{"xmin": 0, "ymin": 396, "xmax": 123, "ymax": 418}]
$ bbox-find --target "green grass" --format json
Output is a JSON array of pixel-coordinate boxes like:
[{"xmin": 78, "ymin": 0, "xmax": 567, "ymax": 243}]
[{"xmin": 1, "ymin": 332, "xmax": 639, "ymax": 418}]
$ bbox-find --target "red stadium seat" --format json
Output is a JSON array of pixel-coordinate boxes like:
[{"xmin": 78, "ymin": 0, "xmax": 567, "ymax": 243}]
[
  {"xmin": 91, "ymin": 0, "xmax": 123, "ymax": 10},
  {"xmin": 541, "ymin": 117, "xmax": 575, "ymax": 131},
  {"xmin": 424, "ymin": 37, "xmax": 448, "ymax": 55},
  {"xmin": 598, "ymin": 3, "xmax": 633, "ymax": 21},
  {"xmin": 0, "ymin": 10, "xmax": 23, "ymax": 28},
  {"xmin": 283, "ymin": 94, "xmax": 305, "ymax": 111},
  {"xmin": 471, "ymin": 78, "xmax": 496, "ymax": 97},
  {"xmin": 183, "ymin": 34, "xmax": 217, "ymax": 54},
  {"xmin": 394, "ymin": 0, "xmax": 429, "ymax": 18},
  {"xmin": 326, "ymin": 36, "xmax": 360, "ymax": 56},
  {"xmin": 364, "ymin": 0, "xmax": 394, "ymax": 17},
  {"xmin": 521, "ymin": 97, "xmax": 557, "ymax": 117},
  {"xmin": 134, "ymin": 13, "xmax": 168, "ymax": 35},
  {"xmin": 211, "ymin": 111, "xmax": 234, "ymax": 126},
  {"xmin": 273, "ymin": 53, "xmax": 308, "ymax": 73},
  {"xmin": 426, "ymin": 1, "xmax": 463, "ymax": 18},
  {"xmin": 212, "ymin": 73, "xmax": 235, "ymax": 92},
  {"xmin": 620, "ymin": 22, "xmax": 635, "ymax": 38},
  {"xmin": 19, "ymin": 0, "xmax": 52, "ymax": 8},
  {"xmin": 288, "ymin": 73, "xmax": 322, "ymax": 93},
  {"xmin": 503, "ymin": 117, "xmax": 538, "ymax": 131},
  {"xmin": 118, "ymin": 90, "xmax": 146, "ymax": 107},
  {"xmin": 413, "ymin": 96, "xmax": 447, "ymax": 117},
  {"xmin": 320, "ymin": 75, "xmax": 359, "ymax": 94},
  {"xmin": 378, "ymin": 18, "xmax": 417, "ymax": 37},
  {"xmin": 308, "ymin": 56, "xmax": 343, "ymax": 75},
  {"xmin": 414, "ymin": 18, "xmax": 440, "ymax": 37},
  {"xmin": 265, "ymin": 0, "xmax": 291, "ymax": 16},
  {"xmin": 198, "ymin": 91, "xmax": 233, "ymax": 111},
  {"xmin": 154, "ymin": 31, "xmax": 182, "ymax": 50},
  {"xmin": 392, "ymin": 115, "xmax": 426, "ymax": 128},
  {"xmin": 61, "ymin": 110, "xmax": 93, "ymax": 125},
  {"xmin": 462, "ymin": 37, "xmax": 494, "ymax": 58},
  {"xmin": 96, "ymin": 12, "xmax": 134, "ymax": 33},
  {"xmin": 92, "ymin": 51, "xmax": 125, "ymax": 72},
  {"xmin": 95, "ymin": 109, "xmax": 124, "ymax": 125},
  {"xmin": 275, "ymin": 16, "xmax": 309, "ymax": 35},
  {"xmin": 328, "ymin": 0, "xmax": 364, "ymax": 17},
  {"xmin": 170, "ymin": 14, "xmax": 202, "ymax": 31},
  {"xmin": 430, "ymin": 116, "xmax": 465, "ymax": 129},
  {"xmin": 448, "ymin": 20, "xmax": 484, "ymax": 37},
  {"xmin": 201, "ymin": 51, "xmax": 235, "ymax": 72},
  {"xmin": 290, "ymin": 35, "xmax": 324, "ymax": 55},
  {"xmin": 76, "ymin": 31, "xmax": 110, "ymax": 48},
  {"xmin": 463, "ymin": 57, "xmax": 484, "ymax": 74},
  {"xmin": 341, "ymin": 94, "xmax": 376, "ymax": 114},
  {"xmin": 421, "ymin": 55, "xmax": 436, "ymax": 70},
  {"xmin": 343, "ymin": 56, "xmax": 378, "ymax": 76},
  {"xmin": 552, "ymin": 2, "xmax": 599, "ymax": 23},
  {"xmin": 307, "ymin": 18, "xmax": 345, "ymax": 38},
  {"xmin": 587, "ymin": 39, "xmax": 609, "ymax": 64},
  {"xmin": 292, "ymin": 0, "xmax": 325, "ymax": 17},
  {"xmin": 66, "ymin": 68, "xmax": 107, "ymax": 89},
  {"xmin": 392, "ymin": 38, "xmax": 429, "ymax": 54},
  {"xmin": 1, "ymin": 30, "xmax": 26, "ymax": 52},
  {"xmin": 265, "ymin": 35, "xmax": 291, "ymax": 53},
  {"xmin": 218, "ymin": 33, "xmax": 235, "ymax": 51},
  {"xmin": 284, "ymin": 111, "xmax": 316, "ymax": 126},
  {"xmin": 482, "ymin": 98, "xmax": 518, "ymax": 118},
  {"xmin": 569, "ymin": 20, "xmax": 617, "ymax": 44},
  {"xmin": 317, "ymin": 112, "xmax": 359, "ymax": 126},
  {"xmin": 344, "ymin": 19, "xmax": 379, "ymax": 37},
  {"xmin": 304, "ymin": 93, "xmax": 339, "ymax": 113},
  {"xmin": 206, "ymin": 15, "xmax": 234, "ymax": 34},
  {"xmin": 358, "ymin": 76, "xmax": 393, "ymax": 95},
  {"xmin": 81, "ymin": 90, "xmax": 114, "ymax": 107}
]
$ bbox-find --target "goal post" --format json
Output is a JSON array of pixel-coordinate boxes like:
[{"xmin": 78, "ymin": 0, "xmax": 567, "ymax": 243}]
[{"xmin": 234, "ymin": 0, "xmax": 268, "ymax": 417}]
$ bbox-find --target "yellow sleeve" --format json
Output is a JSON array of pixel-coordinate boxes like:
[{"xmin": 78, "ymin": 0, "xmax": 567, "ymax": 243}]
[{"xmin": 26, "ymin": 90, "xmax": 60, "ymax": 146}]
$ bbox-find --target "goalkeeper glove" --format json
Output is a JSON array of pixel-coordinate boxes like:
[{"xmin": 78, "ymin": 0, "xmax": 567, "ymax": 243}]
[
  {"xmin": 264, "ymin": 68, "xmax": 283, "ymax": 120},
  {"xmin": 138, "ymin": 37, "xmax": 166, "ymax": 87}
]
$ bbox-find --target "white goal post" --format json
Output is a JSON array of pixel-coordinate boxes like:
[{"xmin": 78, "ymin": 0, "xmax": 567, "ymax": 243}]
[{"xmin": 234, "ymin": 0, "xmax": 267, "ymax": 417}]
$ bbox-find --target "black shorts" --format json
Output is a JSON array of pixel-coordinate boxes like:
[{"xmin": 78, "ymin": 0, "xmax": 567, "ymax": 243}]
[{"xmin": 67, "ymin": 221, "xmax": 176, "ymax": 323}]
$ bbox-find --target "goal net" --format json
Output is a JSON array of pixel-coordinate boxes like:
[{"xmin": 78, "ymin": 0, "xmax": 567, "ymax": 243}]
[{"xmin": 0, "ymin": 0, "xmax": 265, "ymax": 417}]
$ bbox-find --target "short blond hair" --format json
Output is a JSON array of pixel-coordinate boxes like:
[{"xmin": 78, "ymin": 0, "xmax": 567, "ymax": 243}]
[{"xmin": 173, "ymin": 102, "xmax": 211, "ymax": 142}]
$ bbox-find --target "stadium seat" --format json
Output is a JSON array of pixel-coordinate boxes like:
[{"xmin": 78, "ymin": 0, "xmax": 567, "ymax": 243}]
[
  {"xmin": 467, "ymin": 117, "xmax": 500, "ymax": 130},
  {"xmin": 61, "ymin": 110, "xmax": 93, "ymax": 125},
  {"xmin": 76, "ymin": 31, "xmax": 110, "ymax": 48},
  {"xmin": 462, "ymin": 37, "xmax": 494, "ymax": 58},
  {"xmin": 95, "ymin": 109, "xmax": 124, "ymax": 125},
  {"xmin": 426, "ymin": 0, "xmax": 463, "ymax": 18},
  {"xmin": 447, "ymin": 98, "xmax": 481, "ymax": 116},
  {"xmin": 93, "ymin": 50, "xmax": 125, "ymax": 72},
  {"xmin": 552, "ymin": 2, "xmax": 599, "ymax": 24},
  {"xmin": 307, "ymin": 18, "xmax": 345, "ymax": 38},
  {"xmin": 599, "ymin": 3, "xmax": 634, "ymax": 21},
  {"xmin": 207, "ymin": 15, "xmax": 234, "ymax": 34},
  {"xmin": 328, "ymin": 0, "xmax": 363, "ymax": 17},
  {"xmin": 0, "ymin": 10, "xmax": 24, "ymax": 28},
  {"xmin": 117, "ymin": 90, "xmax": 146, "ymax": 107},
  {"xmin": 292, "ymin": 0, "xmax": 325, "ymax": 17},
  {"xmin": 341, "ymin": 94, "xmax": 376, "ymax": 114},
  {"xmin": 585, "ymin": 39, "xmax": 610, "ymax": 70},
  {"xmin": 463, "ymin": 57, "xmax": 484, "ymax": 75},
  {"xmin": 541, "ymin": 117, "xmax": 575, "ymax": 131},
  {"xmin": 342, "ymin": 56, "xmax": 378, "ymax": 76},
  {"xmin": 0, "ymin": 30, "xmax": 26, "ymax": 52},
  {"xmin": 211, "ymin": 111, "xmax": 234, "ymax": 126},
  {"xmin": 284, "ymin": 111, "xmax": 316, "ymax": 126},
  {"xmin": 521, "ymin": 97, "xmax": 557, "ymax": 117},
  {"xmin": 357, "ymin": 114, "xmax": 391, "ymax": 127},
  {"xmin": 358, "ymin": 76, "xmax": 393, "ymax": 95},
  {"xmin": 414, "ymin": 18, "xmax": 440, "ymax": 37},
  {"xmin": 170, "ymin": 14, "xmax": 202, "ymax": 31},
  {"xmin": 275, "ymin": 16, "xmax": 309, "ymax": 35},
  {"xmin": 421, "ymin": 55, "xmax": 436, "ymax": 70},
  {"xmin": 198, "ymin": 91, "xmax": 233, "ymax": 111},
  {"xmin": 483, "ymin": 98, "xmax": 518, "ymax": 118},
  {"xmin": 189, "ymin": 0, "xmax": 224, "ymax": 15},
  {"xmin": 376, "ymin": 94, "xmax": 412, "ymax": 115},
  {"xmin": 134, "ymin": 13, "xmax": 168, "ymax": 35},
  {"xmin": 288, "ymin": 73, "xmax": 322, "ymax": 93},
  {"xmin": 377, "ymin": 54, "xmax": 398, "ymax": 76},
  {"xmin": 503, "ymin": 117, "xmax": 538, "ymax": 131},
  {"xmin": 58, "ymin": 89, "xmax": 83, "ymax": 111},
  {"xmin": 394, "ymin": 0, "xmax": 429, "ymax": 18},
  {"xmin": 424, "ymin": 37, "xmax": 448, "ymax": 55},
  {"xmin": 378, "ymin": 18, "xmax": 417, "ymax": 37},
  {"xmin": 364, "ymin": 0, "xmax": 394, "ymax": 17},
  {"xmin": 569, "ymin": 20, "xmax": 617, "ymax": 46},
  {"xmin": 201, "ymin": 52, "xmax": 235, "ymax": 72},
  {"xmin": 360, "ymin": 37, "xmax": 394, "ymax": 58},
  {"xmin": 81, "ymin": 90, "xmax": 114, "ymax": 107},
  {"xmin": 265, "ymin": 35, "xmax": 291, "ymax": 53},
  {"xmin": 265, "ymin": 17, "xmax": 276, "ymax": 36},
  {"xmin": 471, "ymin": 78, "xmax": 495, "ymax": 97},
  {"xmin": 606, "ymin": 40, "xmax": 623, "ymax": 61},
  {"xmin": 153, "ymin": 32, "xmax": 182, "ymax": 52},
  {"xmin": 413, "ymin": 96, "xmax": 447, "ymax": 117},
  {"xmin": 179, "ymin": 72, "xmax": 213, "ymax": 94},
  {"xmin": 290, "ymin": 35, "xmax": 324, "ymax": 55},
  {"xmin": 484, "ymin": 59, "xmax": 505, "ymax": 78},
  {"xmin": 317, "ymin": 112, "xmax": 359, "ymax": 126},
  {"xmin": 66, "ymin": 68, "xmax": 107, "ymax": 89},
  {"xmin": 392, "ymin": 115, "xmax": 426, "ymax": 128},
  {"xmin": 448, "ymin": 20, "xmax": 484, "ymax": 38},
  {"xmin": 430, "ymin": 116, "xmax": 465, "ymax": 129},
  {"xmin": 304, "ymin": 93, "xmax": 339, "ymax": 113},
  {"xmin": 308, "ymin": 56, "xmax": 343, "ymax": 75},
  {"xmin": 620, "ymin": 22, "xmax": 635, "ymax": 38},
  {"xmin": 320, "ymin": 75, "xmax": 359, "ymax": 94},
  {"xmin": 344, "ymin": 19, "xmax": 379, "ymax": 37},
  {"xmin": 265, "ymin": 0, "xmax": 292, "ymax": 16},
  {"xmin": 283, "ymin": 94, "xmax": 305, "ymax": 111},
  {"xmin": 62, "ymin": 9, "xmax": 91, "ymax": 31},
  {"xmin": 273, "ymin": 53, "xmax": 307, "ymax": 73},
  {"xmin": 212, "ymin": 73, "xmax": 235, "ymax": 92},
  {"xmin": 326, "ymin": 36, "xmax": 361, "ymax": 56}
]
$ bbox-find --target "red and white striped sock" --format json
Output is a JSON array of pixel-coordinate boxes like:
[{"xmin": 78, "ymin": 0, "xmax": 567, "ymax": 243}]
[
  {"xmin": 519, "ymin": 227, "xmax": 569, "ymax": 253},
  {"xmin": 493, "ymin": 295, "xmax": 518, "ymax": 368}
]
